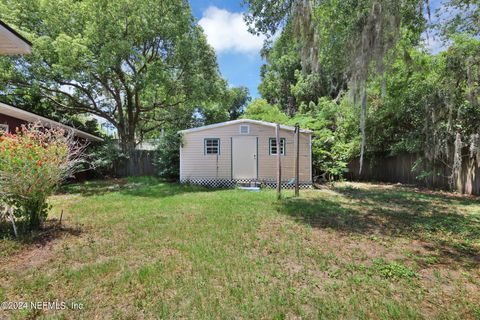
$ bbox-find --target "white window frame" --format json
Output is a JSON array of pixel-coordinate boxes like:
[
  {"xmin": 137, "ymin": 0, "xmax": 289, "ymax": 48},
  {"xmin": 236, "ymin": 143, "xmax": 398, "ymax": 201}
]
[
  {"xmin": 269, "ymin": 138, "xmax": 285, "ymax": 155},
  {"xmin": 204, "ymin": 138, "xmax": 220, "ymax": 155},
  {"xmin": 0, "ymin": 124, "xmax": 9, "ymax": 133},
  {"xmin": 239, "ymin": 124, "xmax": 250, "ymax": 134}
]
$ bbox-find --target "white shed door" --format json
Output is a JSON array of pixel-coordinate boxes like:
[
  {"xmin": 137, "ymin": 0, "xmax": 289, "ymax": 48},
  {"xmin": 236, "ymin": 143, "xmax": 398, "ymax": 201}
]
[{"xmin": 232, "ymin": 136, "xmax": 257, "ymax": 179}]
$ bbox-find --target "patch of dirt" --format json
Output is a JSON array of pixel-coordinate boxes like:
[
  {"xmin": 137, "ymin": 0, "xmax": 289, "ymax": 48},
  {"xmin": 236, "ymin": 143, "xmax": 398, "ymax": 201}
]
[
  {"xmin": 1, "ymin": 243, "xmax": 55, "ymax": 272},
  {"xmin": 159, "ymin": 248, "xmax": 182, "ymax": 257},
  {"xmin": 334, "ymin": 181, "xmax": 479, "ymax": 200},
  {"xmin": 0, "ymin": 222, "xmax": 82, "ymax": 272}
]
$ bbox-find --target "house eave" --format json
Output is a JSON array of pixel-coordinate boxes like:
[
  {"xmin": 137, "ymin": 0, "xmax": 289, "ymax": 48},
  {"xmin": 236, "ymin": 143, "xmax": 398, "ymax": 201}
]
[
  {"xmin": 0, "ymin": 102, "xmax": 104, "ymax": 142},
  {"xmin": 0, "ymin": 20, "xmax": 32, "ymax": 55},
  {"xmin": 178, "ymin": 119, "xmax": 313, "ymax": 135}
]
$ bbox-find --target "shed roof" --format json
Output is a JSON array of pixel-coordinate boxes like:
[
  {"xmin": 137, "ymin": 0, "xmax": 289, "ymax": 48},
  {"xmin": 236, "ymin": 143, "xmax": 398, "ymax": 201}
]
[
  {"xmin": 178, "ymin": 119, "xmax": 313, "ymax": 134},
  {"xmin": 0, "ymin": 20, "xmax": 32, "ymax": 55},
  {"xmin": 0, "ymin": 102, "xmax": 104, "ymax": 142}
]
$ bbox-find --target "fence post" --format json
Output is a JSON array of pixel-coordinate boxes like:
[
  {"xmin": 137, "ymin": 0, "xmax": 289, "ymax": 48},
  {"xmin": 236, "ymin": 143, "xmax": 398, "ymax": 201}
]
[
  {"xmin": 276, "ymin": 124, "xmax": 282, "ymax": 200},
  {"xmin": 7, "ymin": 207, "xmax": 18, "ymax": 238},
  {"xmin": 294, "ymin": 124, "xmax": 300, "ymax": 197}
]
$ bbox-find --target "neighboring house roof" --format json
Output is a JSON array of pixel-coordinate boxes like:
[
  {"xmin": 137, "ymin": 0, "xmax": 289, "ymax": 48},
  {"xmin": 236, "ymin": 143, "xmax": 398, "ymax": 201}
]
[
  {"xmin": 0, "ymin": 102, "xmax": 104, "ymax": 142},
  {"xmin": 136, "ymin": 139, "xmax": 160, "ymax": 151},
  {"xmin": 178, "ymin": 119, "xmax": 313, "ymax": 134},
  {"xmin": 0, "ymin": 20, "xmax": 32, "ymax": 55}
]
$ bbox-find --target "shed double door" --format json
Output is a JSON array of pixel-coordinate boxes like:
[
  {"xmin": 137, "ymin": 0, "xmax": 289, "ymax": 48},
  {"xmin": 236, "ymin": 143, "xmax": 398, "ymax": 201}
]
[{"xmin": 232, "ymin": 136, "xmax": 257, "ymax": 179}]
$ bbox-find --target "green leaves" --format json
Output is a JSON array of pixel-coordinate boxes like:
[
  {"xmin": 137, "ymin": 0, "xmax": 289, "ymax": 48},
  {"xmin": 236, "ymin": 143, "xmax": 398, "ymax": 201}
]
[
  {"xmin": 0, "ymin": 124, "xmax": 84, "ymax": 231},
  {"xmin": 372, "ymin": 259, "xmax": 419, "ymax": 280},
  {"xmin": 155, "ymin": 131, "xmax": 182, "ymax": 180},
  {"xmin": 242, "ymin": 99, "xmax": 289, "ymax": 124},
  {"xmin": 1, "ymin": 0, "xmax": 227, "ymax": 153}
]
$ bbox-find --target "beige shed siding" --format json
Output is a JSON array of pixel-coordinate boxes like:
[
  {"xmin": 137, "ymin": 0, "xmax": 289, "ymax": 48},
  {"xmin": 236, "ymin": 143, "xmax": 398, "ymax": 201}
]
[{"xmin": 180, "ymin": 122, "xmax": 312, "ymax": 182}]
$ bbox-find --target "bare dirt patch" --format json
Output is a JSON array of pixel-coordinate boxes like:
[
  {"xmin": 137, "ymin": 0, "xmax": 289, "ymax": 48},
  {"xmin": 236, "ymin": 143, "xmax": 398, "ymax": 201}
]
[{"xmin": 0, "ymin": 221, "xmax": 82, "ymax": 272}]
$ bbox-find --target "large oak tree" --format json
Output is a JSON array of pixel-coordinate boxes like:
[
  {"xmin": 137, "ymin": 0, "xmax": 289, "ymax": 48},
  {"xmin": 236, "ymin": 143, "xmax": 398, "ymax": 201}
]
[{"xmin": 0, "ymin": 0, "xmax": 226, "ymax": 153}]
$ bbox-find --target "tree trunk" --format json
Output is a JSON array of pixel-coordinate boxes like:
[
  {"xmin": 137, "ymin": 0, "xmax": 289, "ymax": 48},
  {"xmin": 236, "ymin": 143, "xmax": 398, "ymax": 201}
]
[
  {"xmin": 359, "ymin": 88, "xmax": 367, "ymax": 175},
  {"xmin": 118, "ymin": 132, "xmax": 138, "ymax": 176},
  {"xmin": 26, "ymin": 198, "xmax": 47, "ymax": 231},
  {"xmin": 117, "ymin": 102, "xmax": 140, "ymax": 176}
]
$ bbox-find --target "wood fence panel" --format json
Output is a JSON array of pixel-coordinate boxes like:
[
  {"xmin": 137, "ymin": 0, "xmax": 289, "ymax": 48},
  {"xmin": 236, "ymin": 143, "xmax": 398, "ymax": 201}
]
[
  {"xmin": 348, "ymin": 152, "xmax": 479, "ymax": 195},
  {"xmin": 113, "ymin": 150, "xmax": 157, "ymax": 177}
]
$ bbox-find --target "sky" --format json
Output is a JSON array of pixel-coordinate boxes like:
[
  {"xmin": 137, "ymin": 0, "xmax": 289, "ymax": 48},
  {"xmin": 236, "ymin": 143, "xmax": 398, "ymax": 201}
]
[
  {"xmin": 190, "ymin": 0, "xmax": 447, "ymax": 100},
  {"xmin": 190, "ymin": 0, "xmax": 265, "ymax": 98}
]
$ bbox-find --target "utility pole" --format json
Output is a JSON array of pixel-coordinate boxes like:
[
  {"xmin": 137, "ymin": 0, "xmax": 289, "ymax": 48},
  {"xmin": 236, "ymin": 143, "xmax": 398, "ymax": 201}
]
[
  {"xmin": 294, "ymin": 123, "xmax": 300, "ymax": 197},
  {"xmin": 276, "ymin": 124, "xmax": 282, "ymax": 200}
]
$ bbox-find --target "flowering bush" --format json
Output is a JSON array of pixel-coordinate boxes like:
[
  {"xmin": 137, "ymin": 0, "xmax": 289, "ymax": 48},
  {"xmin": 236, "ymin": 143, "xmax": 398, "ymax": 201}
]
[{"xmin": 0, "ymin": 123, "xmax": 85, "ymax": 231}]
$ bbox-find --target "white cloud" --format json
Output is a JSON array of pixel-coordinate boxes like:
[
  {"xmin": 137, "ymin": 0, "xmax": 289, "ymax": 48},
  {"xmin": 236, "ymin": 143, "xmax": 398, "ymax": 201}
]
[
  {"xmin": 422, "ymin": 33, "xmax": 448, "ymax": 54},
  {"xmin": 199, "ymin": 6, "xmax": 265, "ymax": 54}
]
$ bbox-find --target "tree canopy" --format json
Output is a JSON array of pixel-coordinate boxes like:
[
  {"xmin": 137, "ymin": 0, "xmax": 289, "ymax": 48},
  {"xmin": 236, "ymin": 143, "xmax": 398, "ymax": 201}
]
[
  {"xmin": 245, "ymin": 0, "xmax": 480, "ymax": 182},
  {"xmin": 242, "ymin": 98, "xmax": 289, "ymax": 123},
  {"xmin": 0, "ymin": 0, "xmax": 227, "ymax": 153}
]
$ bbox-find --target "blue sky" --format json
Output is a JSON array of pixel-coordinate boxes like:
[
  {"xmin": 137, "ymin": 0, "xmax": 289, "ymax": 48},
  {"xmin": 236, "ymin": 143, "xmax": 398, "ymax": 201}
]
[{"xmin": 190, "ymin": 1, "xmax": 265, "ymax": 98}]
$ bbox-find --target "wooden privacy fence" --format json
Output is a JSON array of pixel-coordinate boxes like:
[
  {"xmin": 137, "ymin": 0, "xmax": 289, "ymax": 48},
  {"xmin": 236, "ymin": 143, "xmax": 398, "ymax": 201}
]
[
  {"xmin": 113, "ymin": 150, "xmax": 157, "ymax": 177},
  {"xmin": 348, "ymin": 152, "xmax": 480, "ymax": 195}
]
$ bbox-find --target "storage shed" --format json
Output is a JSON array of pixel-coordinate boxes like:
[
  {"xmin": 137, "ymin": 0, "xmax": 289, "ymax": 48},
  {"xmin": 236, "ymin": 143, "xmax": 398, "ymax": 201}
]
[{"xmin": 179, "ymin": 119, "xmax": 313, "ymax": 188}]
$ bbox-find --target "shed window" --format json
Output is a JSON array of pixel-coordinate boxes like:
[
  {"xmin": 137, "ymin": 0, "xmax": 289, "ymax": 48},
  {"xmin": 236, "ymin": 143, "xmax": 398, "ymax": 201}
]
[
  {"xmin": 239, "ymin": 125, "xmax": 250, "ymax": 134},
  {"xmin": 269, "ymin": 138, "xmax": 285, "ymax": 155},
  {"xmin": 204, "ymin": 138, "xmax": 220, "ymax": 155},
  {"xmin": 0, "ymin": 124, "xmax": 8, "ymax": 133}
]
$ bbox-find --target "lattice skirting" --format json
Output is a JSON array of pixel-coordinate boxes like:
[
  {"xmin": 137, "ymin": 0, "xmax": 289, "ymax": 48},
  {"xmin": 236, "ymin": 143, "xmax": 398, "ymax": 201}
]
[{"xmin": 180, "ymin": 178, "xmax": 312, "ymax": 189}]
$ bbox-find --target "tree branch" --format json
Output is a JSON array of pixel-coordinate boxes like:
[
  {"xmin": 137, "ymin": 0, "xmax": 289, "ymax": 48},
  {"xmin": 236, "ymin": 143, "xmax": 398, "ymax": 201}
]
[{"xmin": 38, "ymin": 85, "xmax": 118, "ymax": 126}]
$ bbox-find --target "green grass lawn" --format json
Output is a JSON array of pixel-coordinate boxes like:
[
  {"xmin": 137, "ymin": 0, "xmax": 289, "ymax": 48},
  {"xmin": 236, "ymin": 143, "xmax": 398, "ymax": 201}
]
[{"xmin": 1, "ymin": 177, "xmax": 479, "ymax": 319}]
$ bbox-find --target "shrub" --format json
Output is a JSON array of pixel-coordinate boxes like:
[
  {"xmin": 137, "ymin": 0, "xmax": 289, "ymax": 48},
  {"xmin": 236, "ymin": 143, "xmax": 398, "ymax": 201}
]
[
  {"xmin": 87, "ymin": 137, "xmax": 126, "ymax": 177},
  {"xmin": 155, "ymin": 131, "xmax": 181, "ymax": 180},
  {"xmin": 0, "ymin": 123, "xmax": 84, "ymax": 231}
]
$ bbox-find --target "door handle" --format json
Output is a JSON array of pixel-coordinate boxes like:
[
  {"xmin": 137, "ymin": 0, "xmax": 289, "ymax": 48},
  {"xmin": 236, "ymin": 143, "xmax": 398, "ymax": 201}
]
[{"xmin": 254, "ymin": 154, "xmax": 257, "ymax": 159}]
